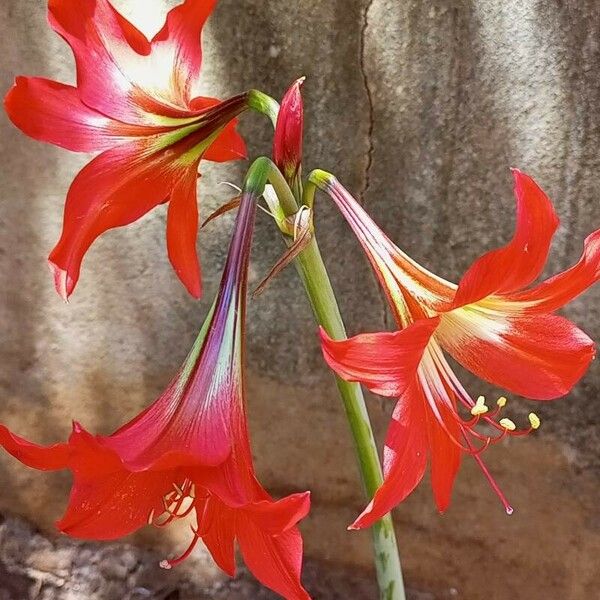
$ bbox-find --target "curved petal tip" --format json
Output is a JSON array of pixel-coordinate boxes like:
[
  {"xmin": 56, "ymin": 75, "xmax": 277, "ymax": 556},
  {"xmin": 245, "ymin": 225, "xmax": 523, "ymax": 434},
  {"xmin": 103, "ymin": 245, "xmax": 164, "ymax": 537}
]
[{"xmin": 48, "ymin": 259, "xmax": 76, "ymax": 302}]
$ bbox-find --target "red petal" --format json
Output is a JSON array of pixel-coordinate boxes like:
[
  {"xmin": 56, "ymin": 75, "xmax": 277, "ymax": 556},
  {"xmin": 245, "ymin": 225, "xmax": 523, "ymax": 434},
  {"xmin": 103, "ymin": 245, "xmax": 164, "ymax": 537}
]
[
  {"xmin": 237, "ymin": 522, "xmax": 311, "ymax": 600},
  {"xmin": 452, "ymin": 170, "xmax": 559, "ymax": 308},
  {"xmin": 424, "ymin": 391, "xmax": 462, "ymax": 513},
  {"xmin": 440, "ymin": 312, "xmax": 595, "ymax": 400},
  {"xmin": 4, "ymin": 77, "xmax": 136, "ymax": 152},
  {"xmin": 111, "ymin": 4, "xmax": 151, "ymax": 55},
  {"xmin": 167, "ymin": 168, "xmax": 202, "ymax": 298},
  {"xmin": 48, "ymin": 0, "xmax": 194, "ymax": 122},
  {"xmin": 47, "ymin": 139, "xmax": 186, "ymax": 299},
  {"xmin": 55, "ymin": 425, "xmax": 169, "ymax": 540},
  {"xmin": 319, "ymin": 318, "xmax": 439, "ymax": 397},
  {"xmin": 187, "ymin": 97, "xmax": 246, "ymax": 162},
  {"xmin": 104, "ymin": 359, "xmax": 242, "ymax": 471},
  {"xmin": 150, "ymin": 0, "xmax": 218, "ymax": 104},
  {"xmin": 203, "ymin": 120, "xmax": 248, "ymax": 162},
  {"xmin": 351, "ymin": 382, "xmax": 428, "ymax": 529},
  {"xmin": 244, "ymin": 492, "xmax": 311, "ymax": 535},
  {"xmin": 197, "ymin": 497, "xmax": 237, "ymax": 577},
  {"xmin": 512, "ymin": 228, "xmax": 600, "ymax": 313},
  {"xmin": 0, "ymin": 424, "xmax": 69, "ymax": 471}
]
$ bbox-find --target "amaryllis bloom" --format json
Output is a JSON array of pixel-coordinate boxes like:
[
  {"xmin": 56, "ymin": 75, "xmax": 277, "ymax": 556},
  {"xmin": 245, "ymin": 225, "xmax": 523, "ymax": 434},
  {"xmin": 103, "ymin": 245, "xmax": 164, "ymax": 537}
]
[
  {"xmin": 273, "ymin": 78, "xmax": 304, "ymax": 183},
  {"xmin": 4, "ymin": 0, "xmax": 248, "ymax": 299},
  {"xmin": 314, "ymin": 169, "xmax": 599, "ymax": 528},
  {"xmin": 0, "ymin": 190, "xmax": 311, "ymax": 600}
]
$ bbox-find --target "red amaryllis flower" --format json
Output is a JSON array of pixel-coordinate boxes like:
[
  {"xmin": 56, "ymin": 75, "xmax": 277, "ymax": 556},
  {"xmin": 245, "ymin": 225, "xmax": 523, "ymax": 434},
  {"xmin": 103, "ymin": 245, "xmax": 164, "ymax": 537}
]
[
  {"xmin": 0, "ymin": 190, "xmax": 311, "ymax": 599},
  {"xmin": 273, "ymin": 78, "xmax": 304, "ymax": 183},
  {"xmin": 4, "ymin": 0, "xmax": 248, "ymax": 300},
  {"xmin": 314, "ymin": 169, "xmax": 599, "ymax": 528}
]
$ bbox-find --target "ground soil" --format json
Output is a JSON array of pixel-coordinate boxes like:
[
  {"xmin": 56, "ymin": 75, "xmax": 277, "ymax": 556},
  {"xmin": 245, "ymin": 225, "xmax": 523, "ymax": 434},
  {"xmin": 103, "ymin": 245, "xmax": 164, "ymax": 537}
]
[{"xmin": 0, "ymin": 512, "xmax": 436, "ymax": 600}]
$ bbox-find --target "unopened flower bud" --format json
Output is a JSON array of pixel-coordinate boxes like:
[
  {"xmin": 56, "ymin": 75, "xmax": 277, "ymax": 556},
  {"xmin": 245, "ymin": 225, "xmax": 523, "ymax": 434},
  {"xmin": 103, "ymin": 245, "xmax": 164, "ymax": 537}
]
[{"xmin": 273, "ymin": 77, "xmax": 305, "ymax": 181}]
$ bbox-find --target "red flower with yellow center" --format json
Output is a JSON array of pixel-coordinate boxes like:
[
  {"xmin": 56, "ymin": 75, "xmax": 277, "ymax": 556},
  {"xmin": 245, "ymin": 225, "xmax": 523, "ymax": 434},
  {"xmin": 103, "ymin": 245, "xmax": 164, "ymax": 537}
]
[
  {"xmin": 314, "ymin": 169, "xmax": 599, "ymax": 528},
  {"xmin": 4, "ymin": 0, "xmax": 248, "ymax": 299},
  {"xmin": 0, "ymin": 189, "xmax": 311, "ymax": 600}
]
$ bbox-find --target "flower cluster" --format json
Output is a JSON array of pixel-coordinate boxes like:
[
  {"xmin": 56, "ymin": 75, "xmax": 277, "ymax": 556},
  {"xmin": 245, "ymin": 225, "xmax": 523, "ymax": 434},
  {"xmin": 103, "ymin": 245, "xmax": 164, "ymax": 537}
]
[{"xmin": 1, "ymin": 1, "xmax": 599, "ymax": 599}]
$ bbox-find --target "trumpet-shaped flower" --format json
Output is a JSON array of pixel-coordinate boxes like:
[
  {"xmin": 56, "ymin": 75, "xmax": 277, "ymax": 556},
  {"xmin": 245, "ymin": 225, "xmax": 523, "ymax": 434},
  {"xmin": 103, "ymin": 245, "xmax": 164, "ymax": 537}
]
[
  {"xmin": 0, "ymin": 190, "xmax": 311, "ymax": 600},
  {"xmin": 315, "ymin": 169, "xmax": 599, "ymax": 527},
  {"xmin": 4, "ymin": 0, "xmax": 248, "ymax": 299}
]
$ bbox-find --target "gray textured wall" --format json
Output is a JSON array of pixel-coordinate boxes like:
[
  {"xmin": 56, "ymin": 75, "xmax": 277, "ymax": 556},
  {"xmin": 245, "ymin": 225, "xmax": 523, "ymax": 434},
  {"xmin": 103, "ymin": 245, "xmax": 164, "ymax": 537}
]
[{"xmin": 1, "ymin": 1, "xmax": 599, "ymax": 598}]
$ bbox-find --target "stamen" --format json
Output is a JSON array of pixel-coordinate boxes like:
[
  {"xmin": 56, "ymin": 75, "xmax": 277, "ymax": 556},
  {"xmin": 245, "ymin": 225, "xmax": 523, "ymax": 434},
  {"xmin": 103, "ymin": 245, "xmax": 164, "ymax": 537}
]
[
  {"xmin": 159, "ymin": 526, "xmax": 201, "ymax": 570},
  {"xmin": 464, "ymin": 434, "xmax": 514, "ymax": 515},
  {"xmin": 420, "ymin": 374, "xmax": 490, "ymax": 454},
  {"xmin": 470, "ymin": 396, "xmax": 489, "ymax": 416},
  {"xmin": 497, "ymin": 396, "xmax": 507, "ymax": 408},
  {"xmin": 151, "ymin": 481, "xmax": 198, "ymax": 529},
  {"xmin": 499, "ymin": 418, "xmax": 517, "ymax": 431},
  {"xmin": 153, "ymin": 511, "xmax": 175, "ymax": 528},
  {"xmin": 173, "ymin": 496, "xmax": 195, "ymax": 518},
  {"xmin": 529, "ymin": 413, "xmax": 541, "ymax": 430}
]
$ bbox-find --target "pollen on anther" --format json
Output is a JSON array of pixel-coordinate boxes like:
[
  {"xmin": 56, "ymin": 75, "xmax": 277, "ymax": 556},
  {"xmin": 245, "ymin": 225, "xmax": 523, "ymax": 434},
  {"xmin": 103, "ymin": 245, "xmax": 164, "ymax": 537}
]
[
  {"xmin": 470, "ymin": 395, "xmax": 489, "ymax": 416},
  {"xmin": 500, "ymin": 418, "xmax": 516, "ymax": 431},
  {"xmin": 528, "ymin": 413, "xmax": 541, "ymax": 430},
  {"xmin": 497, "ymin": 396, "xmax": 507, "ymax": 408}
]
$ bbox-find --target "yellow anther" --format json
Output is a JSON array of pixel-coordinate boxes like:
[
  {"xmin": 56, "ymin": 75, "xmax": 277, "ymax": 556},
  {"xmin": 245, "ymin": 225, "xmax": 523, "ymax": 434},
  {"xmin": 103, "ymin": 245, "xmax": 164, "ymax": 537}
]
[
  {"xmin": 528, "ymin": 413, "xmax": 541, "ymax": 430},
  {"xmin": 497, "ymin": 396, "xmax": 507, "ymax": 408},
  {"xmin": 500, "ymin": 418, "xmax": 516, "ymax": 431},
  {"xmin": 470, "ymin": 395, "xmax": 489, "ymax": 416}
]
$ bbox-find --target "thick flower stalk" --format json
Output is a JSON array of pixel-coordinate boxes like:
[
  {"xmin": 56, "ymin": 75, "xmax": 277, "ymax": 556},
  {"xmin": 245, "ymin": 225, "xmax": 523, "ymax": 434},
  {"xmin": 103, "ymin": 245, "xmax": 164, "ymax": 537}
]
[
  {"xmin": 0, "ymin": 175, "xmax": 312, "ymax": 600},
  {"xmin": 311, "ymin": 169, "xmax": 599, "ymax": 528},
  {"xmin": 263, "ymin": 84, "xmax": 407, "ymax": 600},
  {"xmin": 4, "ymin": 0, "xmax": 248, "ymax": 299}
]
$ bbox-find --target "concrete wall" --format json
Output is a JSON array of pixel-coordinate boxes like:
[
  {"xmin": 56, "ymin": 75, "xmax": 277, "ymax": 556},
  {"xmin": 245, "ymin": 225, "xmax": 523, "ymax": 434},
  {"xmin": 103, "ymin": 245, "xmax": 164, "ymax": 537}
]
[{"xmin": 1, "ymin": 1, "xmax": 599, "ymax": 598}]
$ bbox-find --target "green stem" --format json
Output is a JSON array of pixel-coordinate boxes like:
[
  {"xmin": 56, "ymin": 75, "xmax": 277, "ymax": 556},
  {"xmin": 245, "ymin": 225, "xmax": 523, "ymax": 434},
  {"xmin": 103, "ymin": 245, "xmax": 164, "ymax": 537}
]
[{"xmin": 264, "ymin": 160, "xmax": 406, "ymax": 600}]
